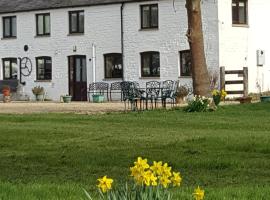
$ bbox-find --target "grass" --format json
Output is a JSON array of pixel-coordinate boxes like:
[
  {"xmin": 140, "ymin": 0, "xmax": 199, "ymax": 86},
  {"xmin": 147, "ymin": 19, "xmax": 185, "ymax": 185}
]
[{"xmin": 0, "ymin": 103, "xmax": 270, "ymax": 199}]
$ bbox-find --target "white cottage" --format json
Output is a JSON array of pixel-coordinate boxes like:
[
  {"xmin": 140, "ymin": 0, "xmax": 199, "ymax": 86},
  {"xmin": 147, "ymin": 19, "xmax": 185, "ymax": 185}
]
[{"xmin": 0, "ymin": 0, "xmax": 268, "ymax": 101}]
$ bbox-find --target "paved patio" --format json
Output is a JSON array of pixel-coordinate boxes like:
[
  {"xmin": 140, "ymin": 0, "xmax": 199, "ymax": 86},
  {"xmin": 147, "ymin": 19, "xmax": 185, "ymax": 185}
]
[{"xmin": 0, "ymin": 102, "xmax": 125, "ymax": 114}]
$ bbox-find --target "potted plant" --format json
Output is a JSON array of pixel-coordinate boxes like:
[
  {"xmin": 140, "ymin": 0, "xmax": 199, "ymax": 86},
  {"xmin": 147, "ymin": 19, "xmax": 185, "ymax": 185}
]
[
  {"xmin": 62, "ymin": 95, "xmax": 72, "ymax": 103},
  {"xmin": 212, "ymin": 89, "xmax": 227, "ymax": 106},
  {"xmin": 32, "ymin": 86, "xmax": 45, "ymax": 101},
  {"xmin": 92, "ymin": 94, "xmax": 105, "ymax": 103},
  {"xmin": 2, "ymin": 85, "xmax": 11, "ymax": 103},
  {"xmin": 238, "ymin": 96, "xmax": 252, "ymax": 104},
  {"xmin": 175, "ymin": 85, "xmax": 189, "ymax": 104}
]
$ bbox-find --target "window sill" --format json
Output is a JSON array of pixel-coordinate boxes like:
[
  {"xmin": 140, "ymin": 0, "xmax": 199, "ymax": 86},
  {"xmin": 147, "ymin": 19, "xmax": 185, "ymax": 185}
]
[
  {"xmin": 34, "ymin": 80, "xmax": 52, "ymax": 83},
  {"xmin": 140, "ymin": 77, "xmax": 160, "ymax": 79},
  {"xmin": 35, "ymin": 35, "xmax": 51, "ymax": 38},
  {"xmin": 103, "ymin": 78, "xmax": 123, "ymax": 81},
  {"xmin": 232, "ymin": 24, "xmax": 249, "ymax": 28},
  {"xmin": 67, "ymin": 33, "xmax": 84, "ymax": 36},
  {"xmin": 179, "ymin": 76, "xmax": 192, "ymax": 78},
  {"xmin": 139, "ymin": 28, "xmax": 159, "ymax": 31},
  {"xmin": 1, "ymin": 37, "xmax": 17, "ymax": 40}
]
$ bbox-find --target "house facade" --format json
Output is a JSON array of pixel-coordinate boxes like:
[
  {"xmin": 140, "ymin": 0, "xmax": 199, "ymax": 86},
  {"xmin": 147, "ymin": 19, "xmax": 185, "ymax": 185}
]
[{"xmin": 0, "ymin": 0, "xmax": 268, "ymax": 101}]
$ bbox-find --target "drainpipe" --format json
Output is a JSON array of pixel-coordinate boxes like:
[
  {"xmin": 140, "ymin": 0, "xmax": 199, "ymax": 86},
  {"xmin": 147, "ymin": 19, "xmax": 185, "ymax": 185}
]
[
  {"xmin": 121, "ymin": 3, "xmax": 125, "ymax": 81},
  {"xmin": 92, "ymin": 43, "xmax": 96, "ymax": 83}
]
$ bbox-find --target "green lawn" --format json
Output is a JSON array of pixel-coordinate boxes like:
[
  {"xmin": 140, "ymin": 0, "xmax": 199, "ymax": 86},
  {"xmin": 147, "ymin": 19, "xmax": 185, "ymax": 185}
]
[{"xmin": 0, "ymin": 103, "xmax": 270, "ymax": 199}]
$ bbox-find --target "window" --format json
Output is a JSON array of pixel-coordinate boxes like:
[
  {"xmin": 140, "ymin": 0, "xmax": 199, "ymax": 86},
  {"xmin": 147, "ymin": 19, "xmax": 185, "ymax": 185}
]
[
  {"xmin": 2, "ymin": 58, "xmax": 18, "ymax": 80},
  {"xmin": 180, "ymin": 50, "xmax": 192, "ymax": 77},
  {"xmin": 141, "ymin": 52, "xmax": 160, "ymax": 77},
  {"xmin": 232, "ymin": 0, "xmax": 248, "ymax": 25},
  {"xmin": 36, "ymin": 57, "xmax": 52, "ymax": 80},
  {"xmin": 141, "ymin": 4, "xmax": 158, "ymax": 29},
  {"xmin": 69, "ymin": 11, "xmax": 84, "ymax": 34},
  {"xmin": 104, "ymin": 53, "xmax": 123, "ymax": 79},
  {"xmin": 36, "ymin": 13, "xmax": 50, "ymax": 36},
  {"xmin": 3, "ymin": 16, "xmax": 17, "ymax": 38}
]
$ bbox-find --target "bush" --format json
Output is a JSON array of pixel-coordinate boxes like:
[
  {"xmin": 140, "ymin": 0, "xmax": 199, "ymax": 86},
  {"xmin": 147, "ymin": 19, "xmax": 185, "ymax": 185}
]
[{"xmin": 184, "ymin": 96, "xmax": 210, "ymax": 112}]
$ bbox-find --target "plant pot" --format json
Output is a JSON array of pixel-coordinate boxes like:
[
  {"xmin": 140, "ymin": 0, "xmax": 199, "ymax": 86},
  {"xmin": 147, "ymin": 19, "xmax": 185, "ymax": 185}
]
[
  {"xmin": 35, "ymin": 94, "xmax": 44, "ymax": 101},
  {"xmin": 213, "ymin": 95, "xmax": 221, "ymax": 106},
  {"xmin": 238, "ymin": 97, "xmax": 252, "ymax": 104},
  {"xmin": 176, "ymin": 97, "xmax": 185, "ymax": 104},
  {"xmin": 3, "ymin": 96, "xmax": 11, "ymax": 103},
  {"xmin": 92, "ymin": 94, "xmax": 105, "ymax": 103},
  {"xmin": 2, "ymin": 89, "xmax": 10, "ymax": 97},
  {"xmin": 260, "ymin": 96, "xmax": 270, "ymax": 102},
  {"xmin": 63, "ymin": 96, "xmax": 72, "ymax": 103}
]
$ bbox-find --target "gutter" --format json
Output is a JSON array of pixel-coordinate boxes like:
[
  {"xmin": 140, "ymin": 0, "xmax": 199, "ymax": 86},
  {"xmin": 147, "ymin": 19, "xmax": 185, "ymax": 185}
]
[{"xmin": 121, "ymin": 2, "xmax": 125, "ymax": 81}]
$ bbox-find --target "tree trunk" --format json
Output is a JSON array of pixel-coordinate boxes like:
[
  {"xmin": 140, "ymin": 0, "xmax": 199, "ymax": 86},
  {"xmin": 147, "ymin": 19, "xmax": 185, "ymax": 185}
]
[{"xmin": 186, "ymin": 0, "xmax": 211, "ymax": 96}]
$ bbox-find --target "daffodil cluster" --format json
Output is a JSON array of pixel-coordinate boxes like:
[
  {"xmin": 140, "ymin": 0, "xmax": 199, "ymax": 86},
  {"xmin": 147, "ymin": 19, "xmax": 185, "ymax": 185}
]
[
  {"xmin": 193, "ymin": 186, "xmax": 205, "ymax": 200},
  {"xmin": 130, "ymin": 157, "xmax": 182, "ymax": 188},
  {"xmin": 212, "ymin": 89, "xmax": 227, "ymax": 100}
]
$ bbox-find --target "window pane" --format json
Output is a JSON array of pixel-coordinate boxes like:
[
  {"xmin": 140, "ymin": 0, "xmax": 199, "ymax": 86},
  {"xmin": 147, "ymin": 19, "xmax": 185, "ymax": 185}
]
[
  {"xmin": 37, "ymin": 59, "xmax": 45, "ymax": 80},
  {"xmin": 79, "ymin": 12, "xmax": 84, "ymax": 33},
  {"xmin": 45, "ymin": 58, "xmax": 52, "ymax": 79},
  {"xmin": 75, "ymin": 58, "xmax": 81, "ymax": 82},
  {"xmin": 151, "ymin": 6, "xmax": 158, "ymax": 27},
  {"xmin": 11, "ymin": 17, "xmax": 16, "ymax": 36},
  {"xmin": 11, "ymin": 61, "xmax": 18, "ymax": 79},
  {"xmin": 142, "ymin": 6, "xmax": 150, "ymax": 28},
  {"xmin": 180, "ymin": 51, "xmax": 192, "ymax": 76},
  {"xmin": 82, "ymin": 58, "xmax": 87, "ymax": 82},
  {"xmin": 37, "ymin": 15, "xmax": 44, "ymax": 35},
  {"xmin": 44, "ymin": 15, "xmax": 50, "ymax": 34},
  {"xmin": 142, "ymin": 54, "xmax": 151, "ymax": 76},
  {"xmin": 238, "ymin": 2, "xmax": 246, "ymax": 24},
  {"xmin": 4, "ymin": 18, "xmax": 10, "ymax": 37},
  {"xmin": 151, "ymin": 53, "xmax": 160, "ymax": 76},
  {"xmin": 71, "ymin": 13, "xmax": 77, "ymax": 32},
  {"xmin": 105, "ymin": 54, "xmax": 122, "ymax": 78},
  {"xmin": 4, "ymin": 61, "xmax": 11, "ymax": 79}
]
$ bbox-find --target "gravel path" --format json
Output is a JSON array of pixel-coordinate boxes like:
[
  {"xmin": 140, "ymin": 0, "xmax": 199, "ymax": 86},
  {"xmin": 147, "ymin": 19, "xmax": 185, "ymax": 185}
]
[{"xmin": 0, "ymin": 102, "xmax": 125, "ymax": 114}]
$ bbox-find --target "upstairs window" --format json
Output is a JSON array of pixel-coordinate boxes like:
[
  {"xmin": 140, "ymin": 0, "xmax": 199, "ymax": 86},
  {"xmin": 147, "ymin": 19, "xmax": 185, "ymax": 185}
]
[
  {"xmin": 36, "ymin": 13, "xmax": 50, "ymax": 36},
  {"xmin": 141, "ymin": 52, "xmax": 160, "ymax": 77},
  {"xmin": 3, "ymin": 16, "xmax": 17, "ymax": 38},
  {"xmin": 232, "ymin": 0, "xmax": 248, "ymax": 25},
  {"xmin": 2, "ymin": 58, "xmax": 18, "ymax": 80},
  {"xmin": 141, "ymin": 4, "xmax": 158, "ymax": 29},
  {"xmin": 104, "ymin": 53, "xmax": 123, "ymax": 79},
  {"xmin": 36, "ymin": 57, "xmax": 52, "ymax": 81},
  {"xmin": 180, "ymin": 50, "xmax": 192, "ymax": 77},
  {"xmin": 69, "ymin": 11, "xmax": 84, "ymax": 34}
]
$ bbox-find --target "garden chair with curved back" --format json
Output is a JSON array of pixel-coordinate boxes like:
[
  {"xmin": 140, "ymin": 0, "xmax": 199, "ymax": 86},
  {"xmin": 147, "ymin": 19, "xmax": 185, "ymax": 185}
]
[
  {"xmin": 161, "ymin": 80, "xmax": 174, "ymax": 107},
  {"xmin": 120, "ymin": 81, "xmax": 144, "ymax": 111},
  {"xmin": 110, "ymin": 82, "xmax": 122, "ymax": 101},
  {"xmin": 145, "ymin": 81, "xmax": 161, "ymax": 109}
]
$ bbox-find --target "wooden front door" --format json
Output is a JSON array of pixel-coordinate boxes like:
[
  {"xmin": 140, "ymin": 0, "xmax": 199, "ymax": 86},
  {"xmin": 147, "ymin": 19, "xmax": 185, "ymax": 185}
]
[{"xmin": 68, "ymin": 55, "xmax": 87, "ymax": 101}]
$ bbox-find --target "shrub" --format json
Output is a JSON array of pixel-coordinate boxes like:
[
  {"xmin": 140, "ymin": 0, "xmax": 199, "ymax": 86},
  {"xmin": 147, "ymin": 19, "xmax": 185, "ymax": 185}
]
[{"xmin": 184, "ymin": 96, "xmax": 210, "ymax": 112}]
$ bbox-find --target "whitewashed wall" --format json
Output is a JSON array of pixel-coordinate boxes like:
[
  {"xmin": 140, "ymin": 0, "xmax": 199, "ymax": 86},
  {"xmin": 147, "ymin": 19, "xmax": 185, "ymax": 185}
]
[
  {"xmin": 0, "ymin": 0, "xmax": 219, "ymax": 101},
  {"xmin": 218, "ymin": 0, "xmax": 270, "ymax": 93}
]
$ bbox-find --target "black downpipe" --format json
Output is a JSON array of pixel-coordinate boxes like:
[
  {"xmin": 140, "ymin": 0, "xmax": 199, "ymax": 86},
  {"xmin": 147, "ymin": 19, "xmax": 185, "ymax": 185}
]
[{"xmin": 121, "ymin": 3, "xmax": 125, "ymax": 81}]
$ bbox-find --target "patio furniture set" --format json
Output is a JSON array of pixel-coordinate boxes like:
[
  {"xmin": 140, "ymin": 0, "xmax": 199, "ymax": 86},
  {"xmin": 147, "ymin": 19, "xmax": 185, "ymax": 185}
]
[{"xmin": 88, "ymin": 80, "xmax": 181, "ymax": 110}]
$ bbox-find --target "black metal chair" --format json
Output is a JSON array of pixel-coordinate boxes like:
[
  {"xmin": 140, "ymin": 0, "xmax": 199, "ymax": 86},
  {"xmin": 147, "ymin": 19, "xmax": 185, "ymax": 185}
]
[
  {"xmin": 161, "ymin": 80, "xmax": 174, "ymax": 107},
  {"xmin": 145, "ymin": 81, "xmax": 161, "ymax": 109},
  {"xmin": 120, "ymin": 81, "xmax": 144, "ymax": 111},
  {"xmin": 110, "ymin": 82, "xmax": 122, "ymax": 101},
  {"xmin": 88, "ymin": 82, "xmax": 109, "ymax": 102}
]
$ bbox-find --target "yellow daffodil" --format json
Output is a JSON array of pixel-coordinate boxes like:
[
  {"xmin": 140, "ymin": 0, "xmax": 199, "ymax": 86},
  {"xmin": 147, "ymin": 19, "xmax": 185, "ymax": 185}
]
[
  {"xmin": 161, "ymin": 163, "xmax": 172, "ymax": 177},
  {"xmin": 134, "ymin": 157, "xmax": 150, "ymax": 170},
  {"xmin": 143, "ymin": 170, "xmax": 158, "ymax": 186},
  {"xmin": 159, "ymin": 175, "xmax": 171, "ymax": 188},
  {"xmin": 193, "ymin": 186, "xmax": 205, "ymax": 200},
  {"xmin": 150, "ymin": 161, "xmax": 163, "ymax": 176},
  {"xmin": 212, "ymin": 89, "xmax": 219, "ymax": 96},
  {"xmin": 130, "ymin": 165, "xmax": 144, "ymax": 185},
  {"xmin": 171, "ymin": 172, "xmax": 182, "ymax": 187},
  {"xmin": 97, "ymin": 176, "xmax": 113, "ymax": 193}
]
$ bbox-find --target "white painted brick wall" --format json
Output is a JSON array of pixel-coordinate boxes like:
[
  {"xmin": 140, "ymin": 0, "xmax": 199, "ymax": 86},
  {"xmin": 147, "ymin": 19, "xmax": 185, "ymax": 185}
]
[{"xmin": 0, "ymin": 0, "xmax": 219, "ymax": 100}]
